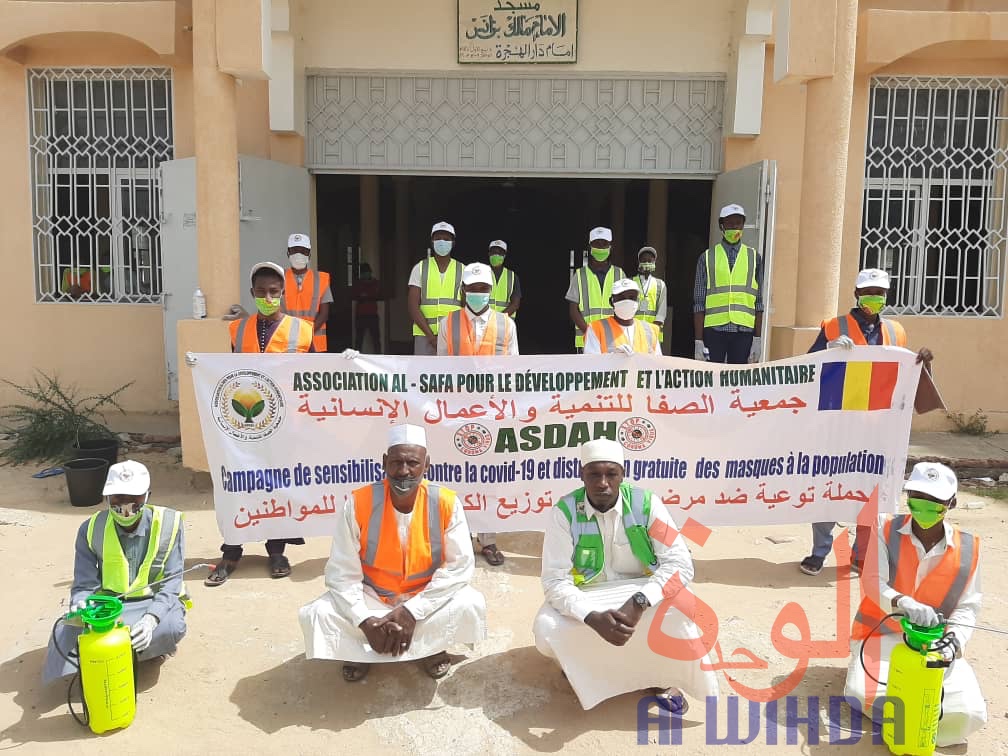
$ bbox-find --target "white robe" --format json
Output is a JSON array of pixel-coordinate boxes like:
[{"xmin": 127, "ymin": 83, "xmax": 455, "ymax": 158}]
[
  {"xmin": 535, "ymin": 493, "xmax": 719, "ymax": 709},
  {"xmin": 299, "ymin": 488, "xmax": 486, "ymax": 663}
]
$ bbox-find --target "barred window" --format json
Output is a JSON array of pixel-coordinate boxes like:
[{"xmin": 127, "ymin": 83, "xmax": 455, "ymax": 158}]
[
  {"xmin": 28, "ymin": 68, "xmax": 173, "ymax": 304},
  {"xmin": 861, "ymin": 77, "xmax": 1008, "ymax": 317}
]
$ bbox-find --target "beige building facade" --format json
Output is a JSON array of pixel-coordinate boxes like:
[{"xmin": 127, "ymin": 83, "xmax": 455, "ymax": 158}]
[{"xmin": 0, "ymin": 1, "xmax": 1006, "ymax": 470}]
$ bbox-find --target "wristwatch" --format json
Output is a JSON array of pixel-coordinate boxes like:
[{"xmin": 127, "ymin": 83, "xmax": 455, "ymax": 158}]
[{"xmin": 632, "ymin": 592, "xmax": 650, "ymax": 609}]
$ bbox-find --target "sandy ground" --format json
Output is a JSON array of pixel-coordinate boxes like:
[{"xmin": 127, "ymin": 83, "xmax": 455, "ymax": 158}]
[{"xmin": 1, "ymin": 452, "xmax": 1005, "ymax": 755}]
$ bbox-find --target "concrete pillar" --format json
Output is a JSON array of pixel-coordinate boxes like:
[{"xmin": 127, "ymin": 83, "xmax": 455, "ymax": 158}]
[
  {"xmin": 359, "ymin": 175, "xmax": 381, "ymax": 351},
  {"xmin": 192, "ymin": 0, "xmax": 240, "ymax": 314},
  {"xmin": 610, "ymin": 180, "xmax": 626, "ymax": 270},
  {"xmin": 646, "ymin": 179, "xmax": 669, "ymax": 277},
  {"xmin": 793, "ymin": 0, "xmax": 859, "ymax": 327}
]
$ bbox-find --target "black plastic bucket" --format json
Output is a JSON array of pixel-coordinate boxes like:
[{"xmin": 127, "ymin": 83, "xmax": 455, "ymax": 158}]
[
  {"xmin": 72, "ymin": 438, "xmax": 120, "ymax": 467},
  {"xmin": 64, "ymin": 458, "xmax": 110, "ymax": 507}
]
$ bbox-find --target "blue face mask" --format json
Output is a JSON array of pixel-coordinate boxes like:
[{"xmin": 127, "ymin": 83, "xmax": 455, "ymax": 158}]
[
  {"xmin": 432, "ymin": 239, "xmax": 453, "ymax": 256},
  {"xmin": 466, "ymin": 292, "xmax": 491, "ymax": 312}
]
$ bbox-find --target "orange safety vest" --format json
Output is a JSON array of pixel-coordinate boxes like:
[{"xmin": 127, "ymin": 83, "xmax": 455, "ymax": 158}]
[
  {"xmin": 441, "ymin": 309, "xmax": 515, "ymax": 355},
  {"xmin": 353, "ymin": 480, "xmax": 455, "ymax": 604},
  {"xmin": 283, "ymin": 269, "xmax": 330, "ymax": 352},
  {"xmin": 851, "ymin": 515, "xmax": 980, "ymax": 640},
  {"xmin": 229, "ymin": 314, "xmax": 313, "ymax": 353},
  {"xmin": 587, "ymin": 317, "xmax": 659, "ymax": 354},
  {"xmin": 822, "ymin": 313, "xmax": 907, "ymax": 347}
]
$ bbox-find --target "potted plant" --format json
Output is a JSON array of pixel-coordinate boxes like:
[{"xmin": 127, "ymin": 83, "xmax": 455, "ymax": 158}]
[{"xmin": 1, "ymin": 372, "xmax": 133, "ymax": 506}]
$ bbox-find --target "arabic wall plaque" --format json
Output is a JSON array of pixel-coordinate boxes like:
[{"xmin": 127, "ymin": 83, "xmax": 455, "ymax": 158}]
[{"xmin": 459, "ymin": 0, "xmax": 578, "ymax": 64}]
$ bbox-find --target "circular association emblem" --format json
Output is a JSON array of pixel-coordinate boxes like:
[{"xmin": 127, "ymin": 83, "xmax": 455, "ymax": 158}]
[
  {"xmin": 212, "ymin": 369, "xmax": 285, "ymax": 442},
  {"xmin": 454, "ymin": 423, "xmax": 493, "ymax": 457},
  {"xmin": 618, "ymin": 416, "xmax": 657, "ymax": 451}
]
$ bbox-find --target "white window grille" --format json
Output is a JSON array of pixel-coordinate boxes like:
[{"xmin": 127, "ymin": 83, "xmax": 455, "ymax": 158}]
[
  {"xmin": 28, "ymin": 67, "xmax": 173, "ymax": 304},
  {"xmin": 861, "ymin": 76, "xmax": 1008, "ymax": 317}
]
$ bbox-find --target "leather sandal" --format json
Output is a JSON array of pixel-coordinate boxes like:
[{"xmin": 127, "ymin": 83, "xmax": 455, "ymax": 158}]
[
  {"xmin": 342, "ymin": 663, "xmax": 371, "ymax": 682},
  {"xmin": 480, "ymin": 544, "xmax": 505, "ymax": 566},
  {"xmin": 422, "ymin": 652, "xmax": 452, "ymax": 679},
  {"xmin": 269, "ymin": 554, "xmax": 292, "ymax": 579},
  {"xmin": 204, "ymin": 559, "xmax": 238, "ymax": 587}
]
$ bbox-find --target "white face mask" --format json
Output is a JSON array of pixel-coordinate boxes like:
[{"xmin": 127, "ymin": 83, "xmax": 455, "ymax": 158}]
[
  {"xmin": 613, "ymin": 299, "xmax": 639, "ymax": 320},
  {"xmin": 288, "ymin": 252, "xmax": 310, "ymax": 270}
]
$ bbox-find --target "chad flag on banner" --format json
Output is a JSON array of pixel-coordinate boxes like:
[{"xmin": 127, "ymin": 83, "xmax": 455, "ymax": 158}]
[{"xmin": 818, "ymin": 361, "xmax": 899, "ymax": 411}]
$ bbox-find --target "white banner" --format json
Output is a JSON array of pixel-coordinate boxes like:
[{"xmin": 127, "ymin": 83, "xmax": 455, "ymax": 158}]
[{"xmin": 190, "ymin": 349, "xmax": 920, "ymax": 544}]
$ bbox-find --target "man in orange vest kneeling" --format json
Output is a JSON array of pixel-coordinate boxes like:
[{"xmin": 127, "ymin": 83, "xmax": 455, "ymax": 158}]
[
  {"xmin": 299, "ymin": 424, "xmax": 487, "ymax": 682},
  {"xmin": 844, "ymin": 463, "xmax": 986, "ymax": 746}
]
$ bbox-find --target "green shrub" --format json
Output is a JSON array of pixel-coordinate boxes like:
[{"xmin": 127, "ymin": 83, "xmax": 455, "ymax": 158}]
[
  {"xmin": 947, "ymin": 409, "xmax": 992, "ymax": 436},
  {"xmin": 0, "ymin": 372, "xmax": 133, "ymax": 464}
]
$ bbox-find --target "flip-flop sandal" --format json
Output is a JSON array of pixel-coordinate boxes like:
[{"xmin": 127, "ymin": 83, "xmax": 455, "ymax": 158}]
[
  {"xmin": 269, "ymin": 554, "xmax": 292, "ymax": 579},
  {"xmin": 342, "ymin": 663, "xmax": 371, "ymax": 682},
  {"xmin": 480, "ymin": 544, "xmax": 505, "ymax": 566},
  {"xmin": 204, "ymin": 560, "xmax": 237, "ymax": 587},
  {"xmin": 422, "ymin": 652, "xmax": 452, "ymax": 680},
  {"xmin": 650, "ymin": 687, "xmax": 689, "ymax": 715},
  {"xmin": 32, "ymin": 467, "xmax": 64, "ymax": 479}
]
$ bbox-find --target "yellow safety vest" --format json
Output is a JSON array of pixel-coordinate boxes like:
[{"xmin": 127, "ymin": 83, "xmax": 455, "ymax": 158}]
[
  {"xmin": 86, "ymin": 506, "xmax": 183, "ymax": 599},
  {"xmin": 574, "ymin": 264, "xmax": 625, "ymax": 348},
  {"xmin": 414, "ymin": 258, "xmax": 462, "ymax": 336},
  {"xmin": 634, "ymin": 274, "xmax": 666, "ymax": 340},
  {"xmin": 490, "ymin": 267, "xmax": 516, "ymax": 318},
  {"xmin": 702, "ymin": 243, "xmax": 758, "ymax": 329}
]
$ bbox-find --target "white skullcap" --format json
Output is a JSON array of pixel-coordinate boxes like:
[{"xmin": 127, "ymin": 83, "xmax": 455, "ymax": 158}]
[
  {"xmin": 250, "ymin": 261, "xmax": 285, "ymax": 284},
  {"xmin": 462, "ymin": 262, "xmax": 494, "ymax": 286},
  {"xmin": 103, "ymin": 460, "xmax": 151, "ymax": 496},
  {"xmin": 589, "ymin": 226, "xmax": 613, "ymax": 243},
  {"xmin": 489, "ymin": 240, "xmax": 508, "ymax": 251},
  {"xmin": 388, "ymin": 424, "xmax": 427, "ymax": 449},
  {"xmin": 611, "ymin": 278, "xmax": 641, "ymax": 296},
  {"xmin": 719, "ymin": 204, "xmax": 746, "ymax": 219},
  {"xmin": 287, "ymin": 233, "xmax": 311, "ymax": 249},
  {"xmin": 855, "ymin": 268, "xmax": 891, "ymax": 290},
  {"xmin": 580, "ymin": 439, "xmax": 624, "ymax": 469},
  {"xmin": 904, "ymin": 462, "xmax": 957, "ymax": 502},
  {"xmin": 431, "ymin": 221, "xmax": 456, "ymax": 237}
]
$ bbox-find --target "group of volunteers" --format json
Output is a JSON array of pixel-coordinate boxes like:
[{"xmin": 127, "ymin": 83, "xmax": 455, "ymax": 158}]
[{"xmin": 43, "ymin": 201, "xmax": 986, "ymax": 747}]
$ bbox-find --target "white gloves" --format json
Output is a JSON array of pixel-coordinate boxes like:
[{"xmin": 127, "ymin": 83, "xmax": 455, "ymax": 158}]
[
  {"xmin": 184, "ymin": 351, "xmax": 198, "ymax": 367},
  {"xmin": 222, "ymin": 304, "xmax": 248, "ymax": 322},
  {"xmin": 69, "ymin": 599, "xmax": 87, "ymax": 614},
  {"xmin": 341, "ymin": 348, "xmax": 360, "ymax": 360},
  {"xmin": 749, "ymin": 336, "xmax": 762, "ymax": 363},
  {"xmin": 615, "ymin": 343, "xmax": 634, "ymax": 355},
  {"xmin": 896, "ymin": 596, "xmax": 940, "ymax": 627},
  {"xmin": 827, "ymin": 335, "xmax": 855, "ymax": 350},
  {"xmin": 129, "ymin": 613, "xmax": 159, "ymax": 652},
  {"xmin": 694, "ymin": 340, "xmax": 709, "ymax": 361}
]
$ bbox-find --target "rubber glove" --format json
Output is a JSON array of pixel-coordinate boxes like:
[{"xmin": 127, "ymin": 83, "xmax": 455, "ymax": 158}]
[
  {"xmin": 748, "ymin": 336, "xmax": 762, "ymax": 364},
  {"xmin": 184, "ymin": 351, "xmax": 198, "ymax": 367},
  {"xmin": 222, "ymin": 304, "xmax": 248, "ymax": 322},
  {"xmin": 129, "ymin": 613, "xmax": 159, "ymax": 652},
  {"xmin": 341, "ymin": 348, "xmax": 360, "ymax": 360},
  {"xmin": 69, "ymin": 599, "xmax": 88, "ymax": 614},
  {"xmin": 939, "ymin": 632, "xmax": 962, "ymax": 664},
  {"xmin": 615, "ymin": 343, "xmax": 634, "ymax": 355},
  {"xmin": 827, "ymin": 335, "xmax": 855, "ymax": 350},
  {"xmin": 896, "ymin": 596, "xmax": 940, "ymax": 627},
  {"xmin": 693, "ymin": 340, "xmax": 709, "ymax": 361}
]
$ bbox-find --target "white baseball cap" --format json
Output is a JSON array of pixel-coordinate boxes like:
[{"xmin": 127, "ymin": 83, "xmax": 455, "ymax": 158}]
[
  {"xmin": 719, "ymin": 204, "xmax": 746, "ymax": 219},
  {"xmin": 431, "ymin": 221, "xmax": 456, "ymax": 237},
  {"xmin": 904, "ymin": 462, "xmax": 957, "ymax": 502},
  {"xmin": 611, "ymin": 278, "xmax": 641, "ymax": 296},
  {"xmin": 250, "ymin": 261, "xmax": 285, "ymax": 284},
  {"xmin": 855, "ymin": 268, "xmax": 891, "ymax": 290},
  {"xmin": 462, "ymin": 262, "xmax": 494, "ymax": 286},
  {"xmin": 388, "ymin": 424, "xmax": 427, "ymax": 449},
  {"xmin": 287, "ymin": 233, "xmax": 311, "ymax": 250},
  {"xmin": 489, "ymin": 240, "xmax": 508, "ymax": 251},
  {"xmin": 580, "ymin": 439, "xmax": 625, "ymax": 469},
  {"xmin": 103, "ymin": 460, "xmax": 151, "ymax": 496},
  {"xmin": 589, "ymin": 226, "xmax": 613, "ymax": 243},
  {"xmin": 638, "ymin": 246, "xmax": 658, "ymax": 259}
]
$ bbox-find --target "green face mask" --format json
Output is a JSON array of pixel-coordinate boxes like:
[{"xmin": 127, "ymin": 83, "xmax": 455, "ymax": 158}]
[
  {"xmin": 907, "ymin": 497, "xmax": 947, "ymax": 529},
  {"xmin": 255, "ymin": 296, "xmax": 281, "ymax": 317},
  {"xmin": 489, "ymin": 254, "xmax": 505, "ymax": 267},
  {"xmin": 722, "ymin": 228, "xmax": 743, "ymax": 245},
  {"xmin": 858, "ymin": 294, "xmax": 886, "ymax": 315},
  {"xmin": 109, "ymin": 497, "xmax": 146, "ymax": 527},
  {"xmin": 590, "ymin": 247, "xmax": 611, "ymax": 262}
]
